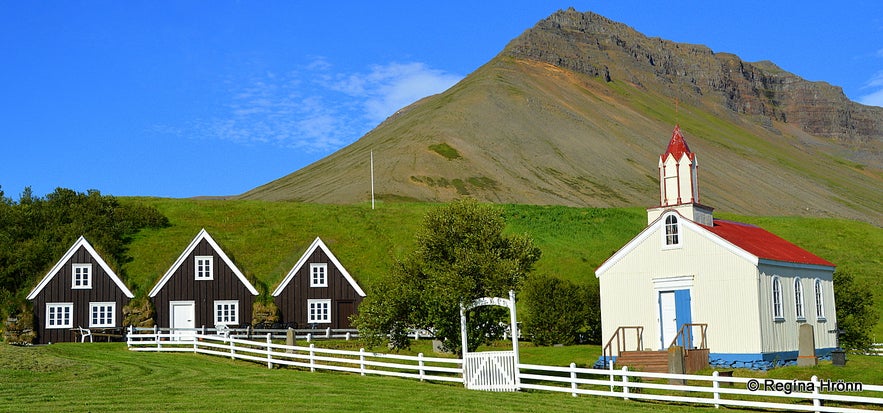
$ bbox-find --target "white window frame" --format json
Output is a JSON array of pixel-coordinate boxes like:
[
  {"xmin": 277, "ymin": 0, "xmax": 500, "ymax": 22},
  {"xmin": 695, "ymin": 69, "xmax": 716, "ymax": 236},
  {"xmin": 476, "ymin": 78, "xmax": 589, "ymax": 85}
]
[
  {"xmin": 46, "ymin": 303, "xmax": 73, "ymax": 329},
  {"xmin": 794, "ymin": 278, "xmax": 805, "ymax": 321},
  {"xmin": 195, "ymin": 256, "xmax": 214, "ymax": 280},
  {"xmin": 814, "ymin": 278, "xmax": 826, "ymax": 321},
  {"xmin": 72, "ymin": 263, "xmax": 92, "ymax": 289},
  {"xmin": 214, "ymin": 300, "xmax": 239, "ymax": 325},
  {"xmin": 771, "ymin": 276, "xmax": 784, "ymax": 321},
  {"xmin": 307, "ymin": 299, "xmax": 331, "ymax": 324},
  {"xmin": 89, "ymin": 302, "xmax": 116, "ymax": 328},
  {"xmin": 310, "ymin": 263, "xmax": 328, "ymax": 287},
  {"xmin": 662, "ymin": 214, "xmax": 681, "ymax": 249}
]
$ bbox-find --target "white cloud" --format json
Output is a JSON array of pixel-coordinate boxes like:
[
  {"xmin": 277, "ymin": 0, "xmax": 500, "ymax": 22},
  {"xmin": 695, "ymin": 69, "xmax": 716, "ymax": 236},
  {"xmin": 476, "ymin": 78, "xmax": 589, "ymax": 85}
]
[
  {"xmin": 858, "ymin": 70, "xmax": 883, "ymax": 107},
  {"xmin": 168, "ymin": 59, "xmax": 462, "ymax": 153}
]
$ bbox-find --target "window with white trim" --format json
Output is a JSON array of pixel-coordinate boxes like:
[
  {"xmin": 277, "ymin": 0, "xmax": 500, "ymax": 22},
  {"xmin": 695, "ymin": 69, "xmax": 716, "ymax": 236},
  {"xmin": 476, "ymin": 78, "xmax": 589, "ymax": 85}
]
[
  {"xmin": 46, "ymin": 303, "xmax": 73, "ymax": 329},
  {"xmin": 310, "ymin": 263, "xmax": 328, "ymax": 287},
  {"xmin": 90, "ymin": 302, "xmax": 115, "ymax": 327},
  {"xmin": 72, "ymin": 263, "xmax": 92, "ymax": 289},
  {"xmin": 772, "ymin": 277, "xmax": 784, "ymax": 321},
  {"xmin": 814, "ymin": 278, "xmax": 825, "ymax": 321},
  {"xmin": 307, "ymin": 299, "xmax": 331, "ymax": 324},
  {"xmin": 214, "ymin": 300, "xmax": 239, "ymax": 325},
  {"xmin": 664, "ymin": 215, "xmax": 680, "ymax": 247},
  {"xmin": 794, "ymin": 278, "xmax": 805, "ymax": 321},
  {"xmin": 195, "ymin": 256, "xmax": 213, "ymax": 280}
]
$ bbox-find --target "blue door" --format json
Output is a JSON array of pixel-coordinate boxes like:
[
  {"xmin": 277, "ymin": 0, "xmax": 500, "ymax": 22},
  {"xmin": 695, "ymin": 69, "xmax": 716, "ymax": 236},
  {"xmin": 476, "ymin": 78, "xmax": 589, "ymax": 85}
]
[{"xmin": 659, "ymin": 289, "xmax": 692, "ymax": 349}]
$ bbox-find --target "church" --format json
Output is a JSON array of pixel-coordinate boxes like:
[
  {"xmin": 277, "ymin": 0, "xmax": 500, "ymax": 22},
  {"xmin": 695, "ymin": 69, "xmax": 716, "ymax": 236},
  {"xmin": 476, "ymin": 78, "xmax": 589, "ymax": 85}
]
[{"xmin": 595, "ymin": 125, "xmax": 838, "ymax": 369}]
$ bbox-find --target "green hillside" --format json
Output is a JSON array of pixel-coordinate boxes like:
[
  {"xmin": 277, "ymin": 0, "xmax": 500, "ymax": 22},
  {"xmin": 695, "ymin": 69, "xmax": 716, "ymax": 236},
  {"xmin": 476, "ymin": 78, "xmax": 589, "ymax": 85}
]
[{"xmin": 120, "ymin": 198, "xmax": 882, "ymax": 337}]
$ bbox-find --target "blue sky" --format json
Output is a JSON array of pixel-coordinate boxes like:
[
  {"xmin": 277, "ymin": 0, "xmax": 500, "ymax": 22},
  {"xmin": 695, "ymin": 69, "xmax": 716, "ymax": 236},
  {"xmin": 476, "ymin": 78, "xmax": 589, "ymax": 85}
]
[{"xmin": 2, "ymin": 1, "xmax": 882, "ymax": 199}]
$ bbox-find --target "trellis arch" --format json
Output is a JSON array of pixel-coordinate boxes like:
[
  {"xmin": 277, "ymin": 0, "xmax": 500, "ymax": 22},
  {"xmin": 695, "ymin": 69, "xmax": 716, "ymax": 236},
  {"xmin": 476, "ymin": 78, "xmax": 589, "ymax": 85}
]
[{"xmin": 460, "ymin": 290, "xmax": 520, "ymax": 391}]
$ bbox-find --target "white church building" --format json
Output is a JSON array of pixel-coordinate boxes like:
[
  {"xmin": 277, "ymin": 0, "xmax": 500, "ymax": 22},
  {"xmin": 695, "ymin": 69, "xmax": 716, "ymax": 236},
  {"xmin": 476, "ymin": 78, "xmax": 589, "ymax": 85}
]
[{"xmin": 595, "ymin": 125, "xmax": 838, "ymax": 368}]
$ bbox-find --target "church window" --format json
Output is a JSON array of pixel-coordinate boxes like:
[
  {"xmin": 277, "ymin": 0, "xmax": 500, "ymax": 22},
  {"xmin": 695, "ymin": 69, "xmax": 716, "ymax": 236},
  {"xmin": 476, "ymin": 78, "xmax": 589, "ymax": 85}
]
[
  {"xmin": 814, "ymin": 278, "xmax": 825, "ymax": 321},
  {"xmin": 664, "ymin": 215, "xmax": 680, "ymax": 246},
  {"xmin": 772, "ymin": 277, "xmax": 784, "ymax": 321},
  {"xmin": 794, "ymin": 278, "xmax": 805, "ymax": 321}
]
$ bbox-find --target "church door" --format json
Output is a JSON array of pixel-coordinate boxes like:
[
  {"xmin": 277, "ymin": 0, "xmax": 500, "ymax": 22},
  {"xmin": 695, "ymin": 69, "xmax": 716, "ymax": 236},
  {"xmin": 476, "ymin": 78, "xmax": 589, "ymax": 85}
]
[{"xmin": 659, "ymin": 289, "xmax": 692, "ymax": 349}]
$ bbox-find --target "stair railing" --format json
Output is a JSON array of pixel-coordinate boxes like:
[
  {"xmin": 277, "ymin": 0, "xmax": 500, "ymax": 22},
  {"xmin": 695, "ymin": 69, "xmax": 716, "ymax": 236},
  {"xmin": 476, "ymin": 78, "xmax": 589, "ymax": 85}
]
[
  {"xmin": 667, "ymin": 323, "xmax": 707, "ymax": 350},
  {"xmin": 602, "ymin": 326, "xmax": 644, "ymax": 368}
]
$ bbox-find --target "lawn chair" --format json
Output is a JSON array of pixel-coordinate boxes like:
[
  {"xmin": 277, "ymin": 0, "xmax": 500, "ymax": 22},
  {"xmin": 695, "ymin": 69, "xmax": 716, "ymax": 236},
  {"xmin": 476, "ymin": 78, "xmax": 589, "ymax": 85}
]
[{"xmin": 78, "ymin": 326, "xmax": 93, "ymax": 343}]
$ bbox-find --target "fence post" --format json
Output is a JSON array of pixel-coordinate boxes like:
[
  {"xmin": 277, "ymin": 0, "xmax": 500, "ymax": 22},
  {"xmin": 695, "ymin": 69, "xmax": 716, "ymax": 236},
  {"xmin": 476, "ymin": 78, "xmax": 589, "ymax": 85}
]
[
  {"xmin": 345, "ymin": 331, "xmax": 351, "ymax": 341},
  {"xmin": 418, "ymin": 353, "xmax": 425, "ymax": 382},
  {"xmin": 608, "ymin": 360, "xmax": 615, "ymax": 392},
  {"xmin": 621, "ymin": 366, "xmax": 630, "ymax": 401},
  {"xmin": 267, "ymin": 333, "xmax": 273, "ymax": 369},
  {"xmin": 306, "ymin": 333, "xmax": 312, "ymax": 343},
  {"xmin": 811, "ymin": 375, "xmax": 820, "ymax": 412},
  {"xmin": 570, "ymin": 362, "xmax": 578, "ymax": 397},
  {"xmin": 326, "ymin": 327, "xmax": 331, "ymax": 339},
  {"xmin": 359, "ymin": 348, "xmax": 366, "ymax": 376},
  {"xmin": 229, "ymin": 335, "xmax": 235, "ymax": 360},
  {"xmin": 155, "ymin": 325, "xmax": 161, "ymax": 350},
  {"xmin": 309, "ymin": 343, "xmax": 315, "ymax": 372},
  {"xmin": 712, "ymin": 371, "xmax": 720, "ymax": 408}
]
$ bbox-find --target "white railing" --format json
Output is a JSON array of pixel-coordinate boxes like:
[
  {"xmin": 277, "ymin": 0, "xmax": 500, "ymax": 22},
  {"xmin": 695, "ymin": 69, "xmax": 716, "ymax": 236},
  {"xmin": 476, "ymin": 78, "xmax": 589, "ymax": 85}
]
[
  {"xmin": 519, "ymin": 363, "xmax": 883, "ymax": 412},
  {"xmin": 127, "ymin": 332, "xmax": 461, "ymax": 383},
  {"xmin": 128, "ymin": 332, "xmax": 883, "ymax": 412},
  {"xmin": 865, "ymin": 343, "xmax": 883, "ymax": 356}
]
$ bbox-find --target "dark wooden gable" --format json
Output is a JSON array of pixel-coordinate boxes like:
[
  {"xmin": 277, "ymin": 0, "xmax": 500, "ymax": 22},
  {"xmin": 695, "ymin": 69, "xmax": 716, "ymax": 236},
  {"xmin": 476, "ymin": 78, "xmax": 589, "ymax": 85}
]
[
  {"xmin": 273, "ymin": 238, "xmax": 365, "ymax": 329},
  {"xmin": 149, "ymin": 229, "xmax": 258, "ymax": 329},
  {"xmin": 27, "ymin": 237, "xmax": 133, "ymax": 344}
]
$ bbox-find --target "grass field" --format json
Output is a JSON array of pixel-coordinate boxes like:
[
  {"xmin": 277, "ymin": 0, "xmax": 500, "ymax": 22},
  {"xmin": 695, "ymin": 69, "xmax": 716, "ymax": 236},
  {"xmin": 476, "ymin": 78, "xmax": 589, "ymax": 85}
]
[
  {"xmin": 0, "ymin": 342, "xmax": 706, "ymax": 413},
  {"xmin": 3, "ymin": 340, "xmax": 882, "ymax": 413},
  {"xmin": 119, "ymin": 198, "xmax": 883, "ymax": 337}
]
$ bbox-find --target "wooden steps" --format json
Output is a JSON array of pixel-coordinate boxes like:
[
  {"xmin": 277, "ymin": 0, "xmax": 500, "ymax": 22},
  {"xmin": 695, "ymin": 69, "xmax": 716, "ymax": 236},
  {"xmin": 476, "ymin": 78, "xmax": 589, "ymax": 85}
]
[{"xmin": 615, "ymin": 350, "xmax": 669, "ymax": 373}]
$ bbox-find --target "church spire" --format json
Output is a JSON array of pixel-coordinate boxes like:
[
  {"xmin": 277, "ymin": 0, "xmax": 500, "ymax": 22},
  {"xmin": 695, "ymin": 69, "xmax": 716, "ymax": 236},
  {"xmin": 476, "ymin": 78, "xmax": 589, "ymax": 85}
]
[
  {"xmin": 647, "ymin": 125, "xmax": 713, "ymax": 225},
  {"xmin": 659, "ymin": 125, "xmax": 699, "ymax": 206}
]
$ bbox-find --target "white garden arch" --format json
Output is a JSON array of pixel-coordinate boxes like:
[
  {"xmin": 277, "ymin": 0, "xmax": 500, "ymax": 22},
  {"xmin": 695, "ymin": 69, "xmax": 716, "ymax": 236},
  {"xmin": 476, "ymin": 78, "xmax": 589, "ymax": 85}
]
[{"xmin": 460, "ymin": 290, "xmax": 520, "ymax": 392}]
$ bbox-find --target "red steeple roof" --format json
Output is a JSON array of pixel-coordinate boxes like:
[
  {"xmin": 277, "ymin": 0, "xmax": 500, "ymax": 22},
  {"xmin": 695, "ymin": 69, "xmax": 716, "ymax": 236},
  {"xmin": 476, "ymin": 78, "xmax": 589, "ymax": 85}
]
[
  {"xmin": 662, "ymin": 125, "xmax": 695, "ymax": 161},
  {"xmin": 700, "ymin": 220, "xmax": 835, "ymax": 267}
]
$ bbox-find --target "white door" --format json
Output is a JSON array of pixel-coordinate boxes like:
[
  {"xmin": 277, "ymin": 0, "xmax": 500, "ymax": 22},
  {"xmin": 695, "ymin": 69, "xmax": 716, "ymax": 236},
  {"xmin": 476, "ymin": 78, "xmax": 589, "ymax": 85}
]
[
  {"xmin": 659, "ymin": 291, "xmax": 677, "ymax": 349},
  {"xmin": 170, "ymin": 301, "xmax": 195, "ymax": 341}
]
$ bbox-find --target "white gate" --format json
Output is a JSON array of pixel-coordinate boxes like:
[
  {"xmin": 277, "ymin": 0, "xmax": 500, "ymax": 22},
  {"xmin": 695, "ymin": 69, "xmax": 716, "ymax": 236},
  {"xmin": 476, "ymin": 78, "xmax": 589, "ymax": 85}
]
[
  {"xmin": 460, "ymin": 290, "xmax": 520, "ymax": 392},
  {"xmin": 463, "ymin": 351, "xmax": 517, "ymax": 391}
]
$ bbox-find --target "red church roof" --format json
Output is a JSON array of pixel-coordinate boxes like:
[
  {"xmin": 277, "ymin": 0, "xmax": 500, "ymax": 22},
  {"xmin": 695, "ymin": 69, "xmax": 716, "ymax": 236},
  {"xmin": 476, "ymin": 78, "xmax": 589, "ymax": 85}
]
[
  {"xmin": 662, "ymin": 125, "xmax": 695, "ymax": 161},
  {"xmin": 700, "ymin": 219, "xmax": 834, "ymax": 267}
]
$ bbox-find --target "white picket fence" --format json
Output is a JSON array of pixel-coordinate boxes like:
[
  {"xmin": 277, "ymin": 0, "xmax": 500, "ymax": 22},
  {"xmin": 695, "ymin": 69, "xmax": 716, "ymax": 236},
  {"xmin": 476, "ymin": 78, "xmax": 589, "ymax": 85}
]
[
  {"xmin": 127, "ymin": 332, "xmax": 883, "ymax": 412},
  {"xmin": 866, "ymin": 343, "xmax": 883, "ymax": 356}
]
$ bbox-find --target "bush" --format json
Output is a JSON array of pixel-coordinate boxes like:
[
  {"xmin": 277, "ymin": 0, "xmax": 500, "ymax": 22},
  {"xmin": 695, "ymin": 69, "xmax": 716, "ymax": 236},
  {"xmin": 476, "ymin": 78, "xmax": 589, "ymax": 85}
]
[
  {"xmin": 834, "ymin": 270, "xmax": 878, "ymax": 351},
  {"xmin": 522, "ymin": 274, "xmax": 601, "ymax": 346}
]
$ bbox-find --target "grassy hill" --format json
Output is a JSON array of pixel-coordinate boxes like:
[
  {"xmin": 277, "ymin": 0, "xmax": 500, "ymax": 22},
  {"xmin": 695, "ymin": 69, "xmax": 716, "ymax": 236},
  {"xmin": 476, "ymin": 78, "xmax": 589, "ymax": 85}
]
[
  {"xmin": 120, "ymin": 197, "xmax": 882, "ymax": 338},
  {"xmin": 238, "ymin": 10, "xmax": 882, "ymax": 226}
]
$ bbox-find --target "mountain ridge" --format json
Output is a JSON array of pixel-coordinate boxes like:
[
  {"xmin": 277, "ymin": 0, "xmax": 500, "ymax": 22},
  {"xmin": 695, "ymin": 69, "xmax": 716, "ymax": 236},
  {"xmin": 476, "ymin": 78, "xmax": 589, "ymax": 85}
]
[{"xmin": 238, "ymin": 9, "xmax": 882, "ymax": 226}]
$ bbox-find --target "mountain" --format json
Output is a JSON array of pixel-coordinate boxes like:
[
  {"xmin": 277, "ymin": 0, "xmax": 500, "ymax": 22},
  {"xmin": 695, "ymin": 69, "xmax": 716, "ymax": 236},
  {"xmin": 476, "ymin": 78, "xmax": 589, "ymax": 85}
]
[{"xmin": 238, "ymin": 8, "xmax": 883, "ymax": 226}]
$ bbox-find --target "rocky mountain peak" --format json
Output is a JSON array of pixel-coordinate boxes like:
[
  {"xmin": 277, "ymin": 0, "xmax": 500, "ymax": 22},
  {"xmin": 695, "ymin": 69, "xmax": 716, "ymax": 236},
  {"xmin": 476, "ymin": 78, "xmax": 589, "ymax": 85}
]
[{"xmin": 505, "ymin": 9, "xmax": 883, "ymax": 151}]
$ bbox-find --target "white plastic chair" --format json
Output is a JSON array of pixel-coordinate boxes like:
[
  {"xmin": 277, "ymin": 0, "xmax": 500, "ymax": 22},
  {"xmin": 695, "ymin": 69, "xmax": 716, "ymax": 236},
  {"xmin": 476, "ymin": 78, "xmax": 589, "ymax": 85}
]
[{"xmin": 78, "ymin": 326, "xmax": 93, "ymax": 343}]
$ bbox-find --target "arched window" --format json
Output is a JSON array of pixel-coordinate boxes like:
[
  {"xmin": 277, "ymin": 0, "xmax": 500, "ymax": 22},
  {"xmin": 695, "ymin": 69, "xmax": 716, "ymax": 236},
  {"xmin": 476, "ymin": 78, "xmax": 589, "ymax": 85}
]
[
  {"xmin": 664, "ymin": 215, "xmax": 679, "ymax": 246},
  {"xmin": 772, "ymin": 277, "xmax": 783, "ymax": 320},
  {"xmin": 794, "ymin": 278, "xmax": 805, "ymax": 320},
  {"xmin": 814, "ymin": 279, "xmax": 825, "ymax": 320}
]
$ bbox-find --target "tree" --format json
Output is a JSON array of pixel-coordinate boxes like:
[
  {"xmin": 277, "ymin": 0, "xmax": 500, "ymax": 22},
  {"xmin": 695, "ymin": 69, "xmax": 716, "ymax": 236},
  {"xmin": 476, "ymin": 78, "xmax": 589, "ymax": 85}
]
[
  {"xmin": 0, "ymin": 187, "xmax": 169, "ymax": 323},
  {"xmin": 833, "ymin": 270, "xmax": 878, "ymax": 351},
  {"xmin": 353, "ymin": 199, "xmax": 541, "ymax": 354},
  {"xmin": 521, "ymin": 275, "xmax": 602, "ymax": 346}
]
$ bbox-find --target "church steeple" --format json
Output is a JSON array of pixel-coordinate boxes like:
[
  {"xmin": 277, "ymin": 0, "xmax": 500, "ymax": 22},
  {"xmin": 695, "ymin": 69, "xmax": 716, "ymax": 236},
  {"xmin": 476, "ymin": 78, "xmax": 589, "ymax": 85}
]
[
  {"xmin": 647, "ymin": 125, "xmax": 714, "ymax": 225},
  {"xmin": 660, "ymin": 125, "xmax": 699, "ymax": 206}
]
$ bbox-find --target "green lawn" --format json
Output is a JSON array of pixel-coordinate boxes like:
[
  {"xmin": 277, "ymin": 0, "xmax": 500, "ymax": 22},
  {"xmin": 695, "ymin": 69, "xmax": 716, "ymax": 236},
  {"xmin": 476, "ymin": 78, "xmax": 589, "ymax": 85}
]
[
  {"xmin": 119, "ymin": 199, "xmax": 882, "ymax": 337},
  {"xmin": 1, "ymin": 343, "xmax": 709, "ymax": 413}
]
